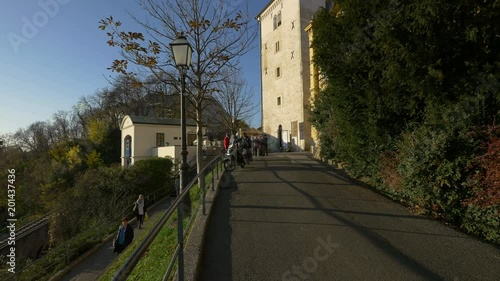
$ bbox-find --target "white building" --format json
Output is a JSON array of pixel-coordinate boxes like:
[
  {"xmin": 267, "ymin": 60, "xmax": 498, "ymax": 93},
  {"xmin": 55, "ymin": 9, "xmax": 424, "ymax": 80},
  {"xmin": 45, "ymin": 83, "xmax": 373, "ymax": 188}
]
[
  {"xmin": 257, "ymin": 0, "xmax": 325, "ymax": 152},
  {"xmin": 120, "ymin": 115, "xmax": 207, "ymax": 167}
]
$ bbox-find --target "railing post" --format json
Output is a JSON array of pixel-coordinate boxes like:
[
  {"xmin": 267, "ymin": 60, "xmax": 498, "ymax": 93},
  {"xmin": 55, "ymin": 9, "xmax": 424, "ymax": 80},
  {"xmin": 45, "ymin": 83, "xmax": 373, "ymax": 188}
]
[
  {"xmin": 177, "ymin": 203, "xmax": 184, "ymax": 281},
  {"xmin": 211, "ymin": 163, "xmax": 215, "ymax": 192},
  {"xmin": 202, "ymin": 169, "xmax": 206, "ymax": 216},
  {"xmin": 201, "ymin": 169, "xmax": 206, "ymax": 191},
  {"xmin": 216, "ymin": 156, "xmax": 219, "ymax": 179},
  {"xmin": 201, "ymin": 168, "xmax": 207, "ymax": 215},
  {"xmin": 66, "ymin": 243, "xmax": 70, "ymax": 265}
]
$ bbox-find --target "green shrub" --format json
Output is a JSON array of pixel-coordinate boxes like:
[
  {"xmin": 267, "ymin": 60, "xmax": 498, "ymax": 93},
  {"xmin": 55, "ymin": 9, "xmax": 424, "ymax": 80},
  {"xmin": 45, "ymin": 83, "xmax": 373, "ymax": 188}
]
[
  {"xmin": 396, "ymin": 105, "xmax": 476, "ymax": 217},
  {"xmin": 462, "ymin": 205, "xmax": 500, "ymax": 243},
  {"xmin": 127, "ymin": 157, "xmax": 174, "ymax": 196}
]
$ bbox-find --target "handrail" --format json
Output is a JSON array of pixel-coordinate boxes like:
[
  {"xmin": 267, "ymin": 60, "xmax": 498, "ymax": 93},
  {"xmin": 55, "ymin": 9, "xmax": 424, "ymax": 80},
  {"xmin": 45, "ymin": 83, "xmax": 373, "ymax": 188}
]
[
  {"xmin": 0, "ymin": 214, "xmax": 52, "ymax": 250},
  {"xmin": 112, "ymin": 154, "xmax": 223, "ymax": 281}
]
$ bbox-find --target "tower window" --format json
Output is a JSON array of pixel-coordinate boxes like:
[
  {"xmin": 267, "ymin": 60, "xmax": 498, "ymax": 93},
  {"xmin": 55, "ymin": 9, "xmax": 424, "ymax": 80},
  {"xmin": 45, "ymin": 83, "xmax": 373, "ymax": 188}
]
[
  {"xmin": 277, "ymin": 96, "xmax": 282, "ymax": 106},
  {"xmin": 273, "ymin": 11, "xmax": 282, "ymax": 30},
  {"xmin": 276, "ymin": 67, "xmax": 281, "ymax": 78},
  {"xmin": 276, "ymin": 41, "xmax": 280, "ymax": 52}
]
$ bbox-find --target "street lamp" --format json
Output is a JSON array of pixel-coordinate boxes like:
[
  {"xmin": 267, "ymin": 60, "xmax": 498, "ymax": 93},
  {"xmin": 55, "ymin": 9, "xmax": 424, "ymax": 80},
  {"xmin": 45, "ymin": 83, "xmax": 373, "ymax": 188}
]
[
  {"xmin": 170, "ymin": 34, "xmax": 193, "ymax": 197},
  {"xmin": 169, "ymin": 34, "xmax": 192, "ymax": 281}
]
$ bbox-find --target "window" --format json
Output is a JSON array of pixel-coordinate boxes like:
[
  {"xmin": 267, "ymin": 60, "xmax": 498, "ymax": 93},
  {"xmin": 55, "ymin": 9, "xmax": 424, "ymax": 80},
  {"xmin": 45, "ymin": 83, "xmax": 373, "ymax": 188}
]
[
  {"xmin": 273, "ymin": 11, "xmax": 282, "ymax": 30},
  {"xmin": 276, "ymin": 67, "xmax": 281, "ymax": 78},
  {"xmin": 124, "ymin": 135, "xmax": 132, "ymax": 158},
  {"xmin": 156, "ymin": 133, "xmax": 165, "ymax": 146},
  {"xmin": 276, "ymin": 41, "xmax": 280, "ymax": 52},
  {"xmin": 187, "ymin": 133, "xmax": 196, "ymax": 145},
  {"xmin": 264, "ymin": 43, "xmax": 267, "ymax": 50},
  {"xmin": 277, "ymin": 96, "xmax": 282, "ymax": 106}
]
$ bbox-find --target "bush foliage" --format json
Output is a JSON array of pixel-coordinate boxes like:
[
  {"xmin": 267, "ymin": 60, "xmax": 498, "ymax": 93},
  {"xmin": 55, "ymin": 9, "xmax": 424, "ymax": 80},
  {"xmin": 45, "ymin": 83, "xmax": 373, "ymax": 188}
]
[
  {"xmin": 312, "ymin": 0, "xmax": 499, "ymax": 242},
  {"xmin": 128, "ymin": 157, "xmax": 175, "ymax": 195},
  {"xmin": 49, "ymin": 157, "xmax": 174, "ymax": 244},
  {"xmin": 5, "ymin": 157, "xmax": 175, "ymax": 280}
]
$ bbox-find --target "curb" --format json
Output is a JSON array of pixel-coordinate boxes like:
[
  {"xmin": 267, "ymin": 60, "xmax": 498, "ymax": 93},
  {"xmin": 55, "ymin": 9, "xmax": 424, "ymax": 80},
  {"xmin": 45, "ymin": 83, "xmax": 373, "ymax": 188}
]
[{"xmin": 180, "ymin": 170, "xmax": 227, "ymax": 281}]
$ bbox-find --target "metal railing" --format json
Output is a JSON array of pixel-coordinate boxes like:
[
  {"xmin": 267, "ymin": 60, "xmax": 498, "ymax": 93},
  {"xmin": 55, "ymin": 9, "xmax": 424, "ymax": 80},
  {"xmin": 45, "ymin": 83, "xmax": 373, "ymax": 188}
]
[
  {"xmin": 0, "ymin": 215, "xmax": 51, "ymax": 251},
  {"xmin": 112, "ymin": 154, "xmax": 223, "ymax": 281}
]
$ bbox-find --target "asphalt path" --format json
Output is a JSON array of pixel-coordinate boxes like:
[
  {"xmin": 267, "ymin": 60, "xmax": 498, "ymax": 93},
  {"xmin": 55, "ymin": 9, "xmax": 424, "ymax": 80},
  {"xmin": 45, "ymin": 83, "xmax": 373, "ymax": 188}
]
[{"xmin": 199, "ymin": 153, "xmax": 500, "ymax": 281}]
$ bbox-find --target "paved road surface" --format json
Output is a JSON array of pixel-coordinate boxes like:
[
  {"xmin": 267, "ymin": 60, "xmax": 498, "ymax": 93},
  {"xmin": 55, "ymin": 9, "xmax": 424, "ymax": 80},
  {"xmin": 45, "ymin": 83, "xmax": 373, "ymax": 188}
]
[{"xmin": 199, "ymin": 153, "xmax": 500, "ymax": 281}]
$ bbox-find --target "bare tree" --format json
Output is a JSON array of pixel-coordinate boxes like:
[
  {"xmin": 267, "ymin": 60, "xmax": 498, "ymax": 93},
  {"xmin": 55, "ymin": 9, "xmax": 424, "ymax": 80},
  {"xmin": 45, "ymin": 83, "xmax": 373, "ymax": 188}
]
[
  {"xmin": 14, "ymin": 121, "xmax": 52, "ymax": 153},
  {"xmin": 141, "ymin": 74, "xmax": 180, "ymax": 118},
  {"xmin": 99, "ymin": 0, "xmax": 257, "ymax": 177},
  {"xmin": 74, "ymin": 90, "xmax": 108, "ymax": 136},
  {"xmin": 213, "ymin": 71, "xmax": 259, "ymax": 134},
  {"xmin": 51, "ymin": 110, "xmax": 84, "ymax": 142}
]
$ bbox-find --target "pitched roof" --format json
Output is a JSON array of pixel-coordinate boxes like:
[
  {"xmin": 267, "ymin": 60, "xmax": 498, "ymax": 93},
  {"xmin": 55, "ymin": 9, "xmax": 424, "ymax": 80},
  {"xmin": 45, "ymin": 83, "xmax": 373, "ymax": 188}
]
[{"xmin": 128, "ymin": 115, "xmax": 198, "ymax": 127}]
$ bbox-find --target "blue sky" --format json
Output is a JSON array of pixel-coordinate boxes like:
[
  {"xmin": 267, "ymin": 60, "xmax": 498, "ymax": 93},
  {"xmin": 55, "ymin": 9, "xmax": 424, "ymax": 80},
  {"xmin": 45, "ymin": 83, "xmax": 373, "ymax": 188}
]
[{"xmin": 0, "ymin": 0, "xmax": 263, "ymax": 135}]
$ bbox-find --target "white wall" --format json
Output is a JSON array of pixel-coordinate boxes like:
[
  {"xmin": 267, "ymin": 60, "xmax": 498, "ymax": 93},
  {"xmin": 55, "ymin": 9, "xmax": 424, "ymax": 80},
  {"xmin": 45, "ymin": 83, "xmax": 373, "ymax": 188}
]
[
  {"xmin": 120, "ymin": 116, "xmax": 201, "ymax": 166},
  {"xmin": 152, "ymin": 145, "xmax": 197, "ymax": 167},
  {"xmin": 258, "ymin": 0, "xmax": 324, "ymax": 151}
]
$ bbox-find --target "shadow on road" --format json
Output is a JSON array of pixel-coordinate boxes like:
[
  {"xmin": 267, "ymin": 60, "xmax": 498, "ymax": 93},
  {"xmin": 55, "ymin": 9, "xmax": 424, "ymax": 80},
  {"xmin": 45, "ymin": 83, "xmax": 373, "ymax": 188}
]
[
  {"xmin": 261, "ymin": 155, "xmax": 444, "ymax": 280},
  {"xmin": 199, "ymin": 172, "xmax": 238, "ymax": 281}
]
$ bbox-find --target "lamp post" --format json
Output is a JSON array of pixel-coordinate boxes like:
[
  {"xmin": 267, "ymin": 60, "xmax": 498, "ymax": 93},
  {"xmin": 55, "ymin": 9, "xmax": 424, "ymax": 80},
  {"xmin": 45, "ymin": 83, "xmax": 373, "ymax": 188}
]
[
  {"xmin": 170, "ymin": 34, "xmax": 193, "ymax": 199},
  {"xmin": 170, "ymin": 34, "xmax": 192, "ymax": 281}
]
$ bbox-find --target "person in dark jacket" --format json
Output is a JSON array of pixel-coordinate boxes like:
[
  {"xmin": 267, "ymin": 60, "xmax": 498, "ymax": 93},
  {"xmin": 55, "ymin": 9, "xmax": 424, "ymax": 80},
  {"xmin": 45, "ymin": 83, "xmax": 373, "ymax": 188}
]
[
  {"xmin": 113, "ymin": 217, "xmax": 134, "ymax": 254},
  {"xmin": 241, "ymin": 133, "xmax": 252, "ymax": 162},
  {"xmin": 252, "ymin": 136, "xmax": 260, "ymax": 156},
  {"xmin": 261, "ymin": 134, "xmax": 268, "ymax": 156}
]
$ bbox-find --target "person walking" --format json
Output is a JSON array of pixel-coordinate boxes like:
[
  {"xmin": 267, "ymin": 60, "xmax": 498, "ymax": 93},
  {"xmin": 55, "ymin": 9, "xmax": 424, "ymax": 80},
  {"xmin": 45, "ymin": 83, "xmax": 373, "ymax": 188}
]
[
  {"xmin": 113, "ymin": 217, "xmax": 134, "ymax": 254},
  {"xmin": 223, "ymin": 133, "xmax": 230, "ymax": 152},
  {"xmin": 252, "ymin": 136, "xmax": 260, "ymax": 156},
  {"xmin": 261, "ymin": 134, "xmax": 268, "ymax": 156},
  {"xmin": 133, "ymin": 194, "xmax": 147, "ymax": 229},
  {"xmin": 241, "ymin": 133, "xmax": 252, "ymax": 162}
]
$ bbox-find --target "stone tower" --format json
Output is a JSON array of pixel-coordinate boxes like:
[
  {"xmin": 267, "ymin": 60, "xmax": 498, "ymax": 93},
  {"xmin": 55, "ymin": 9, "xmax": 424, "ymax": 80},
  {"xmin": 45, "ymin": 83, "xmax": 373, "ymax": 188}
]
[{"xmin": 257, "ymin": 0, "xmax": 325, "ymax": 152}]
